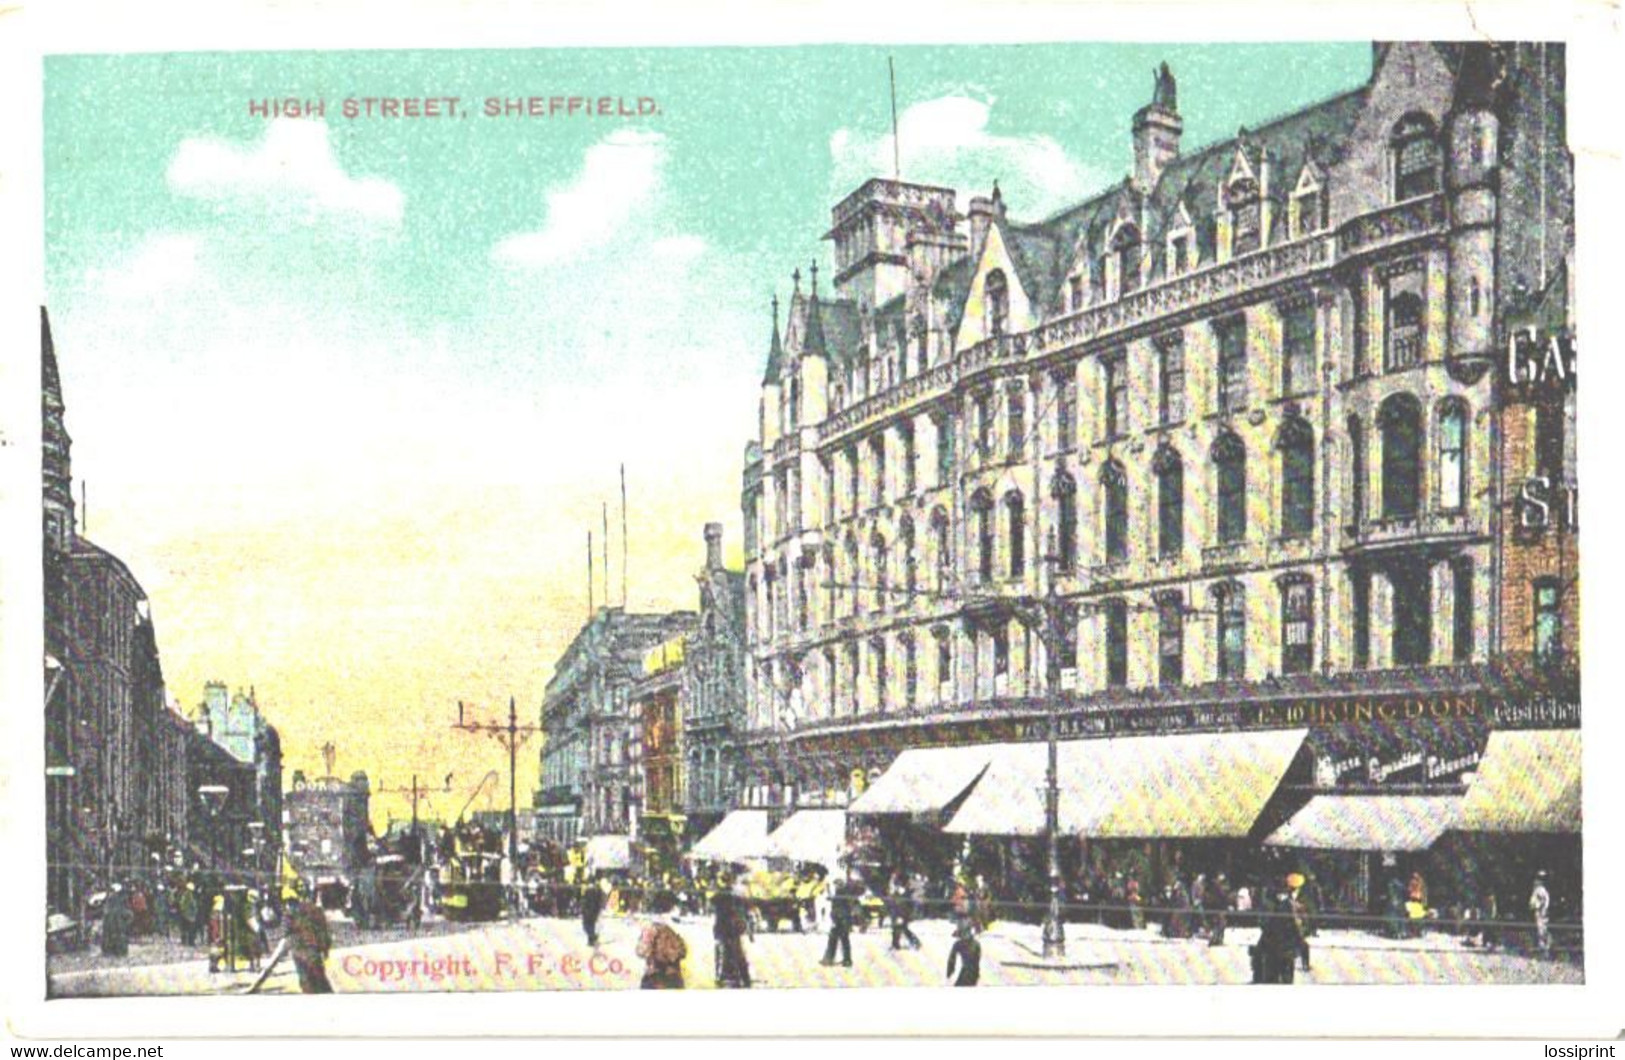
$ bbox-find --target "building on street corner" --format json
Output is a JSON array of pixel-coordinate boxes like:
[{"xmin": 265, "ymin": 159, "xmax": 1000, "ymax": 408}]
[{"xmin": 738, "ymin": 43, "xmax": 1578, "ymax": 924}]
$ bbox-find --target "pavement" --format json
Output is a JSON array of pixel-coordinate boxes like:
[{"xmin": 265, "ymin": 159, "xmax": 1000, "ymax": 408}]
[{"xmin": 47, "ymin": 913, "xmax": 1584, "ymax": 997}]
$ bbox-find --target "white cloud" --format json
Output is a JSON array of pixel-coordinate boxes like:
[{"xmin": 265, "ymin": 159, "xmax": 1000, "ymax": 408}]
[
  {"xmin": 167, "ymin": 118, "xmax": 404, "ymax": 225},
  {"xmin": 830, "ymin": 95, "xmax": 1101, "ymax": 218},
  {"xmin": 650, "ymin": 234, "xmax": 707, "ymax": 261},
  {"xmin": 93, "ymin": 233, "xmax": 201, "ymax": 299},
  {"xmin": 492, "ymin": 129, "xmax": 670, "ymax": 267}
]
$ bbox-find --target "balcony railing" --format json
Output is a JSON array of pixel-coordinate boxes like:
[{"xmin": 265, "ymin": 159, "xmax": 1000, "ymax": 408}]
[
  {"xmin": 811, "ymin": 196, "xmax": 1444, "ymax": 444},
  {"xmin": 1201, "ymin": 540, "xmax": 1249, "ymax": 571},
  {"xmin": 1342, "ymin": 509, "xmax": 1472, "ymax": 549}
]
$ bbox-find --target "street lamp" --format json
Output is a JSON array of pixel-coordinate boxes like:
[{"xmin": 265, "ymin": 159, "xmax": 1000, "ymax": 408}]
[
  {"xmin": 197, "ymin": 784, "xmax": 229, "ymax": 878},
  {"xmin": 246, "ymin": 821, "xmax": 266, "ymax": 891}
]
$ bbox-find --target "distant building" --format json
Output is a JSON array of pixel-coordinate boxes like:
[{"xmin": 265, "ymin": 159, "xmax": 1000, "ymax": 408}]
[
  {"xmin": 193, "ymin": 682, "xmax": 284, "ymax": 878},
  {"xmin": 536, "ymin": 607, "xmax": 696, "ymax": 844},
  {"xmin": 284, "ymin": 769, "xmax": 372, "ymax": 898},
  {"xmin": 43, "ymin": 307, "xmax": 188, "ymax": 915}
]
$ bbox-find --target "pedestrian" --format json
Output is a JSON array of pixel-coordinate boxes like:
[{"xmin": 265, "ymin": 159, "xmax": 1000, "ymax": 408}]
[
  {"xmin": 636, "ymin": 914, "xmax": 688, "ymax": 989},
  {"xmin": 176, "ymin": 882, "xmax": 201, "ymax": 947},
  {"xmin": 946, "ymin": 920, "xmax": 982, "ymax": 987},
  {"xmin": 821, "ymin": 878, "xmax": 854, "ymax": 968},
  {"xmin": 1406, "ymin": 870, "xmax": 1428, "ymax": 939},
  {"xmin": 1126, "ymin": 876, "xmax": 1145, "ymax": 931},
  {"xmin": 1252, "ymin": 884, "xmax": 1304, "ymax": 985},
  {"xmin": 286, "ymin": 886, "xmax": 334, "ymax": 994},
  {"xmin": 712, "ymin": 877, "xmax": 753, "ymax": 988},
  {"xmin": 888, "ymin": 873, "xmax": 921, "ymax": 951},
  {"xmin": 1529, "ymin": 870, "xmax": 1552, "ymax": 957},
  {"xmin": 972, "ymin": 874, "xmax": 994, "ymax": 932},
  {"xmin": 1285, "ymin": 873, "xmax": 1311, "ymax": 971},
  {"xmin": 580, "ymin": 878, "xmax": 606, "ymax": 948},
  {"xmin": 100, "ymin": 883, "xmax": 131, "ymax": 958},
  {"xmin": 1385, "ymin": 875, "xmax": 1407, "ymax": 939},
  {"xmin": 1204, "ymin": 873, "xmax": 1230, "ymax": 947}
]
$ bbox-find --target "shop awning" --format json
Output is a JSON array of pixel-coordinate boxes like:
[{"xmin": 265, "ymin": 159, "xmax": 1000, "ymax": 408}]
[
  {"xmin": 1455, "ymin": 729, "xmax": 1581, "ymax": 833},
  {"xmin": 945, "ymin": 728, "xmax": 1308, "ymax": 838},
  {"xmin": 1265, "ymin": 795, "xmax": 1461, "ymax": 851},
  {"xmin": 849, "ymin": 745, "xmax": 994, "ymax": 815},
  {"xmin": 762, "ymin": 810, "xmax": 848, "ymax": 869},
  {"xmin": 688, "ymin": 809, "xmax": 770, "ymax": 863},
  {"xmin": 584, "ymin": 834, "xmax": 631, "ymax": 871}
]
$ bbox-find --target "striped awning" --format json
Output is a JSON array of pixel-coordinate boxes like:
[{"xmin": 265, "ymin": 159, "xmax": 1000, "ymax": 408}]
[
  {"xmin": 1265, "ymin": 795, "xmax": 1461, "ymax": 851},
  {"xmin": 688, "ymin": 809, "xmax": 770, "ymax": 862},
  {"xmin": 762, "ymin": 810, "xmax": 848, "ymax": 869},
  {"xmin": 946, "ymin": 728, "xmax": 1308, "ymax": 838},
  {"xmin": 1455, "ymin": 729, "xmax": 1581, "ymax": 833},
  {"xmin": 848, "ymin": 745, "xmax": 993, "ymax": 815}
]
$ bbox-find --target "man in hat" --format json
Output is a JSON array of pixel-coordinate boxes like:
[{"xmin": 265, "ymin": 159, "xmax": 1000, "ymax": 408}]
[
  {"xmin": 1529, "ymin": 871, "xmax": 1552, "ymax": 957},
  {"xmin": 946, "ymin": 919, "xmax": 982, "ymax": 987},
  {"xmin": 285, "ymin": 882, "xmax": 334, "ymax": 994}
]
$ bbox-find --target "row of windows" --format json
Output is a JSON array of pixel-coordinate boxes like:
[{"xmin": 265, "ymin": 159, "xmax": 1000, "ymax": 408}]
[
  {"xmin": 754, "ymin": 396, "xmax": 1474, "ymax": 640},
  {"xmin": 757, "ymin": 561, "xmax": 1494, "ymax": 723}
]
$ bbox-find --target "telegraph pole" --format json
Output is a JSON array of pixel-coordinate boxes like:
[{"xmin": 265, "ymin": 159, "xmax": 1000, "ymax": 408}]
[{"xmin": 453, "ymin": 698, "xmax": 540, "ymax": 866}]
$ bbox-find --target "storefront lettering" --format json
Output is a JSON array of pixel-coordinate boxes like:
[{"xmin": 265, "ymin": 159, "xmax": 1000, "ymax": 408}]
[{"xmin": 1488, "ymin": 698, "xmax": 1581, "ymax": 728}]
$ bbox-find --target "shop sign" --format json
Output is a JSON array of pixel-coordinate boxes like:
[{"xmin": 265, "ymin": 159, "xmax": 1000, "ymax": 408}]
[
  {"xmin": 1011, "ymin": 693, "xmax": 1482, "ymax": 742},
  {"xmin": 1487, "ymin": 698, "xmax": 1580, "ymax": 729}
]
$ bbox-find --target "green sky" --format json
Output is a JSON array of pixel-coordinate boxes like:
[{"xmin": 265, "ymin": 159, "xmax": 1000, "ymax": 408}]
[{"xmin": 43, "ymin": 42, "xmax": 1371, "ymax": 816}]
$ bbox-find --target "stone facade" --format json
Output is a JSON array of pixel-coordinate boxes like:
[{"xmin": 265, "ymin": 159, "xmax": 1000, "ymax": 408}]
[
  {"xmin": 739, "ymin": 43, "xmax": 1572, "ymax": 804},
  {"xmin": 536, "ymin": 607, "xmax": 696, "ymax": 843}
]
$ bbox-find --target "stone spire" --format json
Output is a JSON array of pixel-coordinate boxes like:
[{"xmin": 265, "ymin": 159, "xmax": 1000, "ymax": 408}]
[
  {"xmin": 41, "ymin": 307, "xmax": 75, "ymax": 551},
  {"xmin": 802, "ymin": 260, "xmax": 828, "ymax": 359},
  {"xmin": 761, "ymin": 292, "xmax": 787, "ymax": 384}
]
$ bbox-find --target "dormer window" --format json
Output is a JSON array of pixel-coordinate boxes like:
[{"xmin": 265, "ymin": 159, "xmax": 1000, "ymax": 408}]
[
  {"xmin": 1227, "ymin": 177, "xmax": 1261, "ymax": 256},
  {"xmin": 1292, "ymin": 188, "xmax": 1322, "ymax": 237},
  {"xmin": 1169, "ymin": 233, "xmax": 1191, "ymax": 275},
  {"xmin": 1111, "ymin": 224, "xmax": 1143, "ymax": 295},
  {"xmin": 985, "ymin": 269, "xmax": 1009, "ymax": 337},
  {"xmin": 1392, "ymin": 113, "xmax": 1441, "ymax": 201}
]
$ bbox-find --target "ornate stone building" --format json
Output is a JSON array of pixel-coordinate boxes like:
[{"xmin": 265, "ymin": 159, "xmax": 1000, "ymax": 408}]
[
  {"xmin": 536, "ymin": 607, "xmax": 696, "ymax": 844},
  {"xmin": 738, "ymin": 44, "xmax": 1576, "ymax": 910}
]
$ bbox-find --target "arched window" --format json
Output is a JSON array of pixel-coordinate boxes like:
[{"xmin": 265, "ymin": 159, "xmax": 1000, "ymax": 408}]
[
  {"xmin": 1154, "ymin": 445, "xmax": 1185, "ymax": 558},
  {"xmin": 1052, "ymin": 472, "xmax": 1078, "ymax": 573},
  {"xmin": 1438, "ymin": 401, "xmax": 1468, "ymax": 512},
  {"xmin": 1214, "ymin": 582, "xmax": 1246, "ymax": 680},
  {"xmin": 1213, "ymin": 432, "xmax": 1247, "ymax": 544},
  {"xmin": 1156, "ymin": 592, "xmax": 1184, "ymax": 686},
  {"xmin": 899, "ymin": 516, "xmax": 917, "ymax": 603},
  {"xmin": 844, "ymin": 535, "xmax": 861, "ymax": 614},
  {"xmin": 1101, "ymin": 461, "xmax": 1129, "ymax": 563},
  {"xmin": 1103, "ymin": 599, "xmax": 1129, "ymax": 687},
  {"xmin": 931, "ymin": 507, "xmax": 951, "ymax": 592},
  {"xmin": 1278, "ymin": 417, "xmax": 1315, "ymax": 538},
  {"xmin": 1347, "ymin": 416, "xmax": 1366, "ymax": 526},
  {"xmin": 1379, "ymin": 394, "xmax": 1423, "ymax": 519},
  {"xmin": 985, "ymin": 269, "xmax": 1009, "ymax": 336},
  {"xmin": 870, "ymin": 533, "xmax": 889, "ymax": 612},
  {"xmin": 1391, "ymin": 113, "xmax": 1441, "ymax": 200},
  {"xmin": 1004, "ymin": 491, "xmax": 1026, "ymax": 579},
  {"xmin": 971, "ymin": 491, "xmax": 995, "ymax": 584}
]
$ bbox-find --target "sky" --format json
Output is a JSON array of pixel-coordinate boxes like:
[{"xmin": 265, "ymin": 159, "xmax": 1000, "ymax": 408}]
[{"xmin": 43, "ymin": 42, "xmax": 1371, "ymax": 830}]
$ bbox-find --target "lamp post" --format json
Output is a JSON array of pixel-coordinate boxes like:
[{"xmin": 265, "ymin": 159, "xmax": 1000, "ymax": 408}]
[
  {"xmin": 197, "ymin": 784, "xmax": 229, "ymax": 881},
  {"xmin": 453, "ymin": 699, "xmax": 539, "ymax": 869},
  {"xmin": 246, "ymin": 821, "xmax": 266, "ymax": 892}
]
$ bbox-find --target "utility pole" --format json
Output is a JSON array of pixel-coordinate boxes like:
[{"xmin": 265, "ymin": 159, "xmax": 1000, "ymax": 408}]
[{"xmin": 453, "ymin": 698, "xmax": 540, "ymax": 867}]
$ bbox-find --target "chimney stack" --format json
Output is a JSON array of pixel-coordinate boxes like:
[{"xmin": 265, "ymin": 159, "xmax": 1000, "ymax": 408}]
[{"xmin": 1132, "ymin": 62, "xmax": 1183, "ymax": 192}]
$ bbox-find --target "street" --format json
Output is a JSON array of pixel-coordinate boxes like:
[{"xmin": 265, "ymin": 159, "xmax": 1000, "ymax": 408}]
[{"xmin": 48, "ymin": 912, "xmax": 1582, "ymax": 996}]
